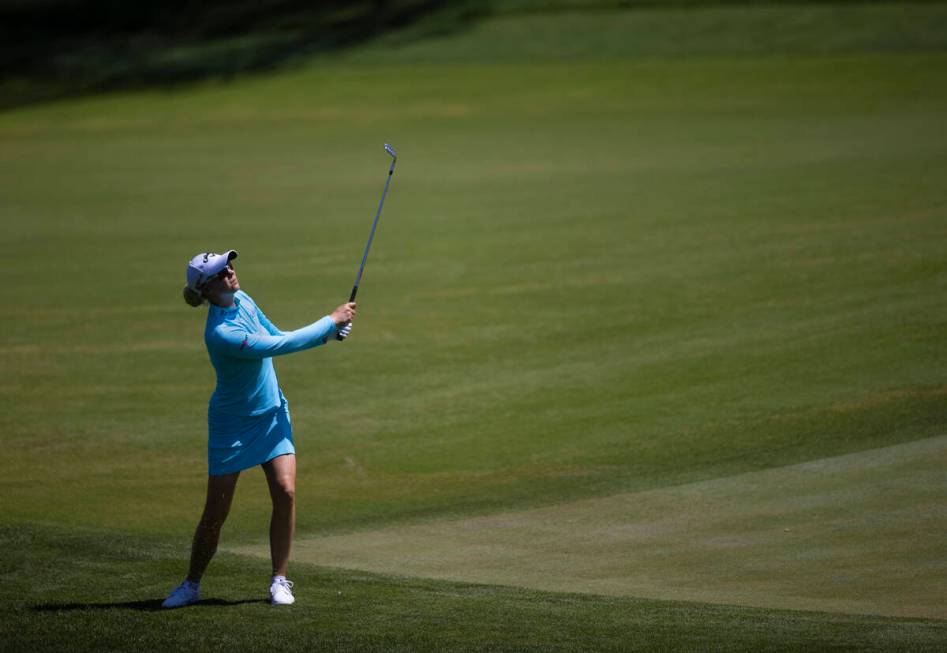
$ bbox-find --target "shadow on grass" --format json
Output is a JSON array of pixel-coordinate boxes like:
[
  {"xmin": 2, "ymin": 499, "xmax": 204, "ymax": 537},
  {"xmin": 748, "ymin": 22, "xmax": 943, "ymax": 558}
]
[
  {"xmin": 0, "ymin": 0, "xmax": 482, "ymax": 111},
  {"xmin": 33, "ymin": 598, "xmax": 268, "ymax": 612}
]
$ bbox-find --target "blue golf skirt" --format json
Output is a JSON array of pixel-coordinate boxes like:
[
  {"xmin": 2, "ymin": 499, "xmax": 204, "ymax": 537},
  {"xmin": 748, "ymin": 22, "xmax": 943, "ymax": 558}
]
[{"xmin": 207, "ymin": 395, "xmax": 295, "ymax": 476}]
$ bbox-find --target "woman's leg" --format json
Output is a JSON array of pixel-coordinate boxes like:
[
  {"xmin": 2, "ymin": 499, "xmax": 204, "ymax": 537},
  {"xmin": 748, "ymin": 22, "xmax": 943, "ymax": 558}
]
[
  {"xmin": 262, "ymin": 454, "xmax": 296, "ymax": 577},
  {"xmin": 186, "ymin": 472, "xmax": 240, "ymax": 583}
]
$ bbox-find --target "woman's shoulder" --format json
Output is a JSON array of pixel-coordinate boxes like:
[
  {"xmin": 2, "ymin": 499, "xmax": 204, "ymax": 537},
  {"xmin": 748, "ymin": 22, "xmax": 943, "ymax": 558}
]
[{"xmin": 204, "ymin": 319, "xmax": 245, "ymax": 348}]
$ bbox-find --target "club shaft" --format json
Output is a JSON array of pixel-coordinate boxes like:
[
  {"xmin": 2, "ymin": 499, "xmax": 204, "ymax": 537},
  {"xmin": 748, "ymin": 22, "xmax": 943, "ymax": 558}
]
[{"xmin": 349, "ymin": 160, "xmax": 396, "ymax": 302}]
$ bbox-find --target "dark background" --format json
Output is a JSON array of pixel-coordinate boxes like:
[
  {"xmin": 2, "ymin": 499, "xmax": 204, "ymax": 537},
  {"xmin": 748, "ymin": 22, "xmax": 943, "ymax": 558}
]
[{"xmin": 0, "ymin": 0, "xmax": 914, "ymax": 108}]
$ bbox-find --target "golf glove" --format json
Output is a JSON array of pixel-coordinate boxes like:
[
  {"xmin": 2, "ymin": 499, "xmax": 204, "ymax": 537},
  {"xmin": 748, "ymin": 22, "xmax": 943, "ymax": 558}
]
[{"xmin": 337, "ymin": 322, "xmax": 353, "ymax": 341}]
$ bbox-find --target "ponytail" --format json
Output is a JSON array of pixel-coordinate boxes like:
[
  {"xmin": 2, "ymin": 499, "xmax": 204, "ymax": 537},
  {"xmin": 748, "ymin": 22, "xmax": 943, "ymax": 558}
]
[{"xmin": 182, "ymin": 285, "xmax": 205, "ymax": 307}]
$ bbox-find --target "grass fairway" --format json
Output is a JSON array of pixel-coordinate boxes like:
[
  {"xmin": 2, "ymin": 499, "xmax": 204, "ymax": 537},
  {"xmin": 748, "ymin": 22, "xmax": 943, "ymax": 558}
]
[
  {"xmin": 2, "ymin": 2, "xmax": 947, "ymax": 650},
  {"xmin": 237, "ymin": 435, "xmax": 947, "ymax": 619}
]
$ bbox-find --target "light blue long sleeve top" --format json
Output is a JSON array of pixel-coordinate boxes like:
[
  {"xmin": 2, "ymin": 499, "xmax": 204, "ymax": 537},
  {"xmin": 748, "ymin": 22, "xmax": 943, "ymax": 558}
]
[{"xmin": 204, "ymin": 290, "xmax": 336, "ymax": 416}]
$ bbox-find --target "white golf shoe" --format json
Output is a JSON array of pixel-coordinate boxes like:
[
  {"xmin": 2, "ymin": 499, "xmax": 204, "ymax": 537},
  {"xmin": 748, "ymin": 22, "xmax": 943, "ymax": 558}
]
[
  {"xmin": 270, "ymin": 577, "xmax": 295, "ymax": 605},
  {"xmin": 161, "ymin": 579, "xmax": 200, "ymax": 608}
]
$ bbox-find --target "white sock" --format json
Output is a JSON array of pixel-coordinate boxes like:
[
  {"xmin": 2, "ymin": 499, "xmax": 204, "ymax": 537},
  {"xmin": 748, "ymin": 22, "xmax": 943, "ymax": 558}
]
[{"xmin": 272, "ymin": 575, "xmax": 286, "ymax": 583}]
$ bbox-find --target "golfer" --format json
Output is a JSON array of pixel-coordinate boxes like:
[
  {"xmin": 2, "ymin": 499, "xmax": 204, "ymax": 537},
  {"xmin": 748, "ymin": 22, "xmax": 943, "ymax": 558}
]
[{"xmin": 162, "ymin": 250, "xmax": 355, "ymax": 608}]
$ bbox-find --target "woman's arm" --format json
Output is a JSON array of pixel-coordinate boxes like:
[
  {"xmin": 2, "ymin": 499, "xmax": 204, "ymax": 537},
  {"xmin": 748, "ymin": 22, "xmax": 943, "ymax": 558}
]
[{"xmin": 210, "ymin": 317, "xmax": 337, "ymax": 359}]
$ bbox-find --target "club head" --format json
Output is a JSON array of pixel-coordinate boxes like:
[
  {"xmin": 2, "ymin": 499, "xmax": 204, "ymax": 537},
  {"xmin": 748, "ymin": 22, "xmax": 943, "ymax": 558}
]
[{"xmin": 384, "ymin": 143, "xmax": 398, "ymax": 160}]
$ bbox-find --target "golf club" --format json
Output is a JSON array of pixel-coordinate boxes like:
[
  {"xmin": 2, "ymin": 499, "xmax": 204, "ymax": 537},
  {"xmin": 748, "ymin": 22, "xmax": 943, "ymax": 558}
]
[{"xmin": 337, "ymin": 143, "xmax": 398, "ymax": 340}]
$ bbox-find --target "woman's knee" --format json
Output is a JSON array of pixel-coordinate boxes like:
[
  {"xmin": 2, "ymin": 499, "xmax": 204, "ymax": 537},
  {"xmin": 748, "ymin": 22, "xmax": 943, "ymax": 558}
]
[
  {"xmin": 200, "ymin": 473, "xmax": 239, "ymax": 525},
  {"xmin": 199, "ymin": 504, "xmax": 231, "ymax": 531},
  {"xmin": 270, "ymin": 479, "xmax": 295, "ymax": 507},
  {"xmin": 200, "ymin": 496, "xmax": 234, "ymax": 527}
]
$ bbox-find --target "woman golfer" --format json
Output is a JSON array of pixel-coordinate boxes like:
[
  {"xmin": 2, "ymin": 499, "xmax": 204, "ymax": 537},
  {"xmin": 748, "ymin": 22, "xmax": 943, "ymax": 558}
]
[{"xmin": 162, "ymin": 249, "xmax": 355, "ymax": 608}]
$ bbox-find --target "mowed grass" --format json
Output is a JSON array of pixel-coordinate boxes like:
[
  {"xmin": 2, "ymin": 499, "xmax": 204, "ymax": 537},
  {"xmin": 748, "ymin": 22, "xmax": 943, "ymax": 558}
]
[
  {"xmin": 2, "ymin": 2, "xmax": 947, "ymax": 650},
  {"xmin": 238, "ymin": 436, "xmax": 947, "ymax": 620},
  {"xmin": 6, "ymin": 525, "xmax": 946, "ymax": 653},
  {"xmin": 4, "ymin": 54, "xmax": 945, "ymax": 537}
]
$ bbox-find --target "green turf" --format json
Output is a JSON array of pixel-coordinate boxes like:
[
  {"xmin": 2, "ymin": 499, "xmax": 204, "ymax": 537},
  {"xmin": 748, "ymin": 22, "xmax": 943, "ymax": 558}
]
[
  {"xmin": 3, "ymin": 52, "xmax": 945, "ymax": 537},
  {"xmin": 240, "ymin": 435, "xmax": 947, "ymax": 619},
  {"xmin": 2, "ymin": 2, "xmax": 946, "ymax": 650},
  {"xmin": 3, "ymin": 525, "xmax": 945, "ymax": 652}
]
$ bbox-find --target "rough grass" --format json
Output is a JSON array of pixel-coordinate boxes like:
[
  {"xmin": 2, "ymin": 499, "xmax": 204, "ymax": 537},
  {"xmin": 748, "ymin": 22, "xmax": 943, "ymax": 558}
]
[
  {"xmin": 1, "ymin": 3, "xmax": 946, "ymax": 650},
  {"xmin": 341, "ymin": 1, "xmax": 947, "ymax": 63}
]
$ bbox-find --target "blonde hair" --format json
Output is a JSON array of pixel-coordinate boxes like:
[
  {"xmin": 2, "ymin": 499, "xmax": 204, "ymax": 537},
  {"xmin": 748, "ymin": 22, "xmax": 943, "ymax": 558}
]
[{"xmin": 182, "ymin": 285, "xmax": 206, "ymax": 307}]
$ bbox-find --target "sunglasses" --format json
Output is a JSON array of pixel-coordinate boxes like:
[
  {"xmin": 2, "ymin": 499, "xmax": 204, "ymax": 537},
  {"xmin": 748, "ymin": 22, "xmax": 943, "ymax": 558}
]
[{"xmin": 201, "ymin": 265, "xmax": 233, "ymax": 286}]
